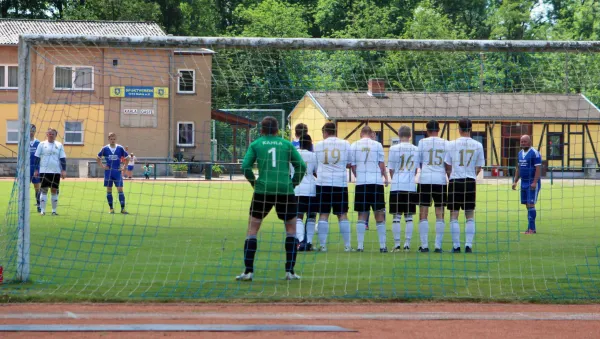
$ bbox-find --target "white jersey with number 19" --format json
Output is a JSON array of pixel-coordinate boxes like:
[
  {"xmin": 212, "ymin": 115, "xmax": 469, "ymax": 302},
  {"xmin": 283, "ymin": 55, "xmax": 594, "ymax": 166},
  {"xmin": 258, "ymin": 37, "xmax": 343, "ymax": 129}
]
[
  {"xmin": 314, "ymin": 137, "xmax": 352, "ymax": 187},
  {"xmin": 418, "ymin": 137, "xmax": 449, "ymax": 185},
  {"xmin": 445, "ymin": 137, "xmax": 485, "ymax": 180},
  {"xmin": 350, "ymin": 138, "xmax": 385, "ymax": 185}
]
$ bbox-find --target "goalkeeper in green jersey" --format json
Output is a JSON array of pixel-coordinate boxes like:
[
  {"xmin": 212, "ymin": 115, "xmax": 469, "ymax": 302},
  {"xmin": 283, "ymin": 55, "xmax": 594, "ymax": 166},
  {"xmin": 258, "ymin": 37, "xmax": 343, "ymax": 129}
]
[{"xmin": 236, "ymin": 116, "xmax": 307, "ymax": 282}]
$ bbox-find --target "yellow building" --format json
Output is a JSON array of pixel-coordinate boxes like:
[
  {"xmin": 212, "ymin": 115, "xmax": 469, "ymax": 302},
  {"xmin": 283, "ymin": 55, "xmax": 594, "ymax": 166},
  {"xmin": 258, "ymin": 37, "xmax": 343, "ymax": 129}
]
[
  {"xmin": 0, "ymin": 19, "xmax": 215, "ymax": 172},
  {"xmin": 289, "ymin": 80, "xmax": 600, "ymax": 174}
]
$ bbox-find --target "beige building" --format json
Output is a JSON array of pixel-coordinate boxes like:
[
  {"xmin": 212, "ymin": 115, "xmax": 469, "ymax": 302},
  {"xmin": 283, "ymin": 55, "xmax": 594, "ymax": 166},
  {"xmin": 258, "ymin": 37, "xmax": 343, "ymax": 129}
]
[
  {"xmin": 289, "ymin": 79, "xmax": 600, "ymax": 175},
  {"xmin": 0, "ymin": 19, "xmax": 214, "ymax": 171}
]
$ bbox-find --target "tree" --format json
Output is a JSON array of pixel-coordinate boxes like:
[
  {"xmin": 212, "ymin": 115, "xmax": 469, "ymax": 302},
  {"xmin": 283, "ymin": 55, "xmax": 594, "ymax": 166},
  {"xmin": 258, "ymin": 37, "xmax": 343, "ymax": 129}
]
[{"xmin": 232, "ymin": 0, "xmax": 310, "ymax": 37}]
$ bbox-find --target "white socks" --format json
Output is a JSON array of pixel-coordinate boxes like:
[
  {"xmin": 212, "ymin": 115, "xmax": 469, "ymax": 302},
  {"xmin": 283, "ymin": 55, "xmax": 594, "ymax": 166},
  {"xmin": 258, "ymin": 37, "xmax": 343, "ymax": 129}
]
[
  {"xmin": 392, "ymin": 215, "xmax": 401, "ymax": 247},
  {"xmin": 306, "ymin": 218, "xmax": 316, "ymax": 244},
  {"xmin": 376, "ymin": 222, "xmax": 386, "ymax": 249},
  {"xmin": 418, "ymin": 219, "xmax": 428, "ymax": 249},
  {"xmin": 434, "ymin": 219, "xmax": 445, "ymax": 250},
  {"xmin": 356, "ymin": 220, "xmax": 366, "ymax": 249},
  {"xmin": 404, "ymin": 216, "xmax": 414, "ymax": 248},
  {"xmin": 296, "ymin": 218, "xmax": 305, "ymax": 243},
  {"xmin": 51, "ymin": 194, "xmax": 58, "ymax": 213},
  {"xmin": 451, "ymin": 219, "xmax": 460, "ymax": 249},
  {"xmin": 318, "ymin": 220, "xmax": 329, "ymax": 247},
  {"xmin": 339, "ymin": 220, "xmax": 351, "ymax": 248},
  {"xmin": 465, "ymin": 218, "xmax": 475, "ymax": 248},
  {"xmin": 40, "ymin": 192, "xmax": 47, "ymax": 213}
]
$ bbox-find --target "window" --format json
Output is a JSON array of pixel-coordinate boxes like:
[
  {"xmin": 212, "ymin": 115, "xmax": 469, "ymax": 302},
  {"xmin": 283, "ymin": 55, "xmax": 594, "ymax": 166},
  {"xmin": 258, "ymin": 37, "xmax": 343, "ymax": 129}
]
[
  {"xmin": 64, "ymin": 121, "xmax": 84, "ymax": 145},
  {"xmin": 178, "ymin": 69, "xmax": 195, "ymax": 94},
  {"xmin": 373, "ymin": 131, "xmax": 383, "ymax": 143},
  {"xmin": 547, "ymin": 132, "xmax": 563, "ymax": 160},
  {"xmin": 472, "ymin": 132, "xmax": 487, "ymax": 161},
  {"xmin": 54, "ymin": 66, "xmax": 94, "ymax": 90},
  {"xmin": 177, "ymin": 122, "xmax": 194, "ymax": 147},
  {"xmin": 0, "ymin": 65, "xmax": 18, "ymax": 89},
  {"xmin": 413, "ymin": 132, "xmax": 427, "ymax": 146},
  {"xmin": 6, "ymin": 120, "xmax": 19, "ymax": 144}
]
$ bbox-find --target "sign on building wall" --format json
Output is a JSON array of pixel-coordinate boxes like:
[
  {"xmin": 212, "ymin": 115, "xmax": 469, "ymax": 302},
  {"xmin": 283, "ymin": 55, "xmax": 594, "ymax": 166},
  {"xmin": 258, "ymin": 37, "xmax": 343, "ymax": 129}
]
[
  {"xmin": 120, "ymin": 98, "xmax": 158, "ymax": 128},
  {"xmin": 110, "ymin": 86, "xmax": 169, "ymax": 99}
]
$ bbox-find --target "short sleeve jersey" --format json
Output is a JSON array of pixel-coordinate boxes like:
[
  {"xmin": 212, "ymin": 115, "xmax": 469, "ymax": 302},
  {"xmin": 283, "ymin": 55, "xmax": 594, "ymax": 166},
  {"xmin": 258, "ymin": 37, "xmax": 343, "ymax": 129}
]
[
  {"xmin": 418, "ymin": 137, "xmax": 449, "ymax": 185},
  {"xmin": 388, "ymin": 142, "xmax": 420, "ymax": 192},
  {"xmin": 34, "ymin": 140, "xmax": 67, "ymax": 174},
  {"xmin": 518, "ymin": 147, "xmax": 542, "ymax": 187},
  {"xmin": 350, "ymin": 138, "xmax": 385, "ymax": 185},
  {"xmin": 30, "ymin": 138, "xmax": 40, "ymax": 168},
  {"xmin": 445, "ymin": 137, "xmax": 485, "ymax": 180},
  {"xmin": 313, "ymin": 137, "xmax": 352, "ymax": 187},
  {"xmin": 98, "ymin": 144, "xmax": 128, "ymax": 170},
  {"xmin": 242, "ymin": 135, "xmax": 305, "ymax": 195},
  {"xmin": 294, "ymin": 149, "xmax": 318, "ymax": 197}
]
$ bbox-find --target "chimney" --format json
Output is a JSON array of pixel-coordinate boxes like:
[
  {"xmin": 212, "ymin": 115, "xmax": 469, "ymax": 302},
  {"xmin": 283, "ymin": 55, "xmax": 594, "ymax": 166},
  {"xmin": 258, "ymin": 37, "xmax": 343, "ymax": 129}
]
[{"xmin": 367, "ymin": 78, "xmax": 386, "ymax": 97}]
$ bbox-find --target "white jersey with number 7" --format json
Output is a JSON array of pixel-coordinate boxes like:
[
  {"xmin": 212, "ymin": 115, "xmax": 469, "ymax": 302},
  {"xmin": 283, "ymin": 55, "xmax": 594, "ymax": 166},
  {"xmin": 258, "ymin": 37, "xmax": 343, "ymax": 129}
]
[
  {"xmin": 444, "ymin": 137, "xmax": 485, "ymax": 180},
  {"xmin": 314, "ymin": 137, "xmax": 352, "ymax": 187}
]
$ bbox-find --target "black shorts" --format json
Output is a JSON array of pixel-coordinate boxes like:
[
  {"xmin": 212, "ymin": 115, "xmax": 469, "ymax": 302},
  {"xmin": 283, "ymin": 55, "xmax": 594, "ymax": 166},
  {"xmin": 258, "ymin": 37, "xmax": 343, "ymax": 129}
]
[
  {"xmin": 316, "ymin": 185, "xmax": 349, "ymax": 215},
  {"xmin": 389, "ymin": 191, "xmax": 418, "ymax": 215},
  {"xmin": 354, "ymin": 184, "xmax": 386, "ymax": 212},
  {"xmin": 249, "ymin": 193, "xmax": 297, "ymax": 221},
  {"xmin": 40, "ymin": 173, "xmax": 61, "ymax": 189},
  {"xmin": 297, "ymin": 195, "xmax": 318, "ymax": 215},
  {"xmin": 447, "ymin": 178, "xmax": 477, "ymax": 211},
  {"xmin": 418, "ymin": 184, "xmax": 447, "ymax": 207}
]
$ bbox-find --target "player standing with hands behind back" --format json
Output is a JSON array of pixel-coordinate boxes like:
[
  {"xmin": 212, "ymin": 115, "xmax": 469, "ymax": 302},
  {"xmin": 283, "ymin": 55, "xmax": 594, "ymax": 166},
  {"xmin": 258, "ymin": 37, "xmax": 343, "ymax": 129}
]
[
  {"xmin": 96, "ymin": 133, "xmax": 129, "ymax": 214},
  {"xmin": 237, "ymin": 116, "xmax": 306, "ymax": 281},
  {"xmin": 445, "ymin": 118, "xmax": 485, "ymax": 253}
]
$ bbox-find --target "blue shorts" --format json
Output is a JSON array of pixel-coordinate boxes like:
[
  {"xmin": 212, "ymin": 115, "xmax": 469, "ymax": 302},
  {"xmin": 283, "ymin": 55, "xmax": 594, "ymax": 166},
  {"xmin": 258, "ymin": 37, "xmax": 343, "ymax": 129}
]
[
  {"xmin": 30, "ymin": 168, "xmax": 41, "ymax": 184},
  {"xmin": 521, "ymin": 184, "xmax": 540, "ymax": 205},
  {"xmin": 127, "ymin": 165, "xmax": 134, "ymax": 171},
  {"xmin": 104, "ymin": 170, "xmax": 124, "ymax": 187}
]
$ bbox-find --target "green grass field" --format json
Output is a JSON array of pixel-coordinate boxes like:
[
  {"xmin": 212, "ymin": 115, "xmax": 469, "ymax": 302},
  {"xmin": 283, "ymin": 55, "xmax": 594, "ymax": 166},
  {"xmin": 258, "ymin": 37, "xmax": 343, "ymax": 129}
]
[{"xmin": 1, "ymin": 179, "xmax": 599, "ymax": 302}]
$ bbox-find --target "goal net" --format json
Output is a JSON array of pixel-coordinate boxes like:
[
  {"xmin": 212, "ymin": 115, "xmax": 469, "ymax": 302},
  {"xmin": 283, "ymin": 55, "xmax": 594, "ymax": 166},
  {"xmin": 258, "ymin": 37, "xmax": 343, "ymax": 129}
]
[{"xmin": 1, "ymin": 36, "xmax": 600, "ymax": 301}]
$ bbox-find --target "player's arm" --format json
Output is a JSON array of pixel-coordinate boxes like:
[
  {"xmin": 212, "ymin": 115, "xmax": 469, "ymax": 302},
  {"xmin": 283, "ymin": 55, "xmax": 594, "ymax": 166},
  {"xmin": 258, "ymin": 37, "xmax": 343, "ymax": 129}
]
[
  {"xmin": 444, "ymin": 153, "xmax": 452, "ymax": 178},
  {"xmin": 378, "ymin": 144, "xmax": 389, "ymax": 185},
  {"xmin": 531, "ymin": 151, "xmax": 542, "ymax": 189},
  {"xmin": 59, "ymin": 145, "xmax": 67, "ymax": 179},
  {"xmin": 96, "ymin": 149, "xmax": 108, "ymax": 170},
  {"xmin": 290, "ymin": 146, "xmax": 307, "ymax": 186},
  {"xmin": 512, "ymin": 165, "xmax": 520, "ymax": 190},
  {"xmin": 241, "ymin": 144, "xmax": 257, "ymax": 187},
  {"xmin": 33, "ymin": 146, "xmax": 41, "ymax": 176}
]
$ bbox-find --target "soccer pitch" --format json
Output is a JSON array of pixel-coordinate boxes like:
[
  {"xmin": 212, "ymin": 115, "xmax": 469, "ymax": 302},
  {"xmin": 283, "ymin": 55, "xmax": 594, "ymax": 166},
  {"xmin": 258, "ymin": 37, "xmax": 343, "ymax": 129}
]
[{"xmin": 1, "ymin": 179, "xmax": 599, "ymax": 302}]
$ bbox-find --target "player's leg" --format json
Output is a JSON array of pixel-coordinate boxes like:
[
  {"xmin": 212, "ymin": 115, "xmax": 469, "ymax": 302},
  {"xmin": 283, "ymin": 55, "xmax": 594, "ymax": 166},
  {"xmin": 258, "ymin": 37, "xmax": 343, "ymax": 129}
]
[
  {"xmin": 373, "ymin": 185, "xmax": 387, "ymax": 252},
  {"xmin": 389, "ymin": 191, "xmax": 402, "ymax": 251},
  {"xmin": 316, "ymin": 185, "xmax": 331, "ymax": 252},
  {"xmin": 336, "ymin": 187, "xmax": 352, "ymax": 251},
  {"xmin": 524, "ymin": 184, "xmax": 539, "ymax": 234},
  {"xmin": 405, "ymin": 193, "xmax": 417, "ymax": 251},
  {"xmin": 355, "ymin": 184, "xmax": 368, "ymax": 251},
  {"xmin": 296, "ymin": 211, "xmax": 306, "ymax": 249},
  {"xmin": 50, "ymin": 174, "xmax": 60, "ymax": 215},
  {"xmin": 237, "ymin": 193, "xmax": 270, "ymax": 281},
  {"xmin": 276, "ymin": 195, "xmax": 300, "ymax": 280},
  {"xmin": 39, "ymin": 174, "xmax": 49, "ymax": 215},
  {"xmin": 104, "ymin": 170, "xmax": 115, "ymax": 213},
  {"xmin": 418, "ymin": 185, "xmax": 431, "ymax": 252},
  {"xmin": 448, "ymin": 180, "xmax": 462, "ymax": 252},
  {"xmin": 305, "ymin": 210, "xmax": 317, "ymax": 251},
  {"xmin": 115, "ymin": 171, "xmax": 127, "ymax": 213},
  {"xmin": 464, "ymin": 179, "xmax": 477, "ymax": 252},
  {"xmin": 433, "ymin": 185, "xmax": 447, "ymax": 252},
  {"xmin": 33, "ymin": 182, "xmax": 41, "ymax": 212}
]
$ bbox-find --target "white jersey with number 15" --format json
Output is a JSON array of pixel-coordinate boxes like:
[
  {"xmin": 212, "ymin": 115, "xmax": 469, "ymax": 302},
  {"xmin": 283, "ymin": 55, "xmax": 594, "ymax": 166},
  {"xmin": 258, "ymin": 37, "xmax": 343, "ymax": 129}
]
[{"xmin": 314, "ymin": 137, "xmax": 351, "ymax": 187}]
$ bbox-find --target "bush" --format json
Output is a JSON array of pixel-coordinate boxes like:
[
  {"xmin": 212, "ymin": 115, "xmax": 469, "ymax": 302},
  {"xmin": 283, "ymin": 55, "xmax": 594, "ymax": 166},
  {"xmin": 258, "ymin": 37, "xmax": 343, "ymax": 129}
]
[
  {"xmin": 170, "ymin": 160, "xmax": 188, "ymax": 172},
  {"xmin": 212, "ymin": 164, "xmax": 224, "ymax": 175}
]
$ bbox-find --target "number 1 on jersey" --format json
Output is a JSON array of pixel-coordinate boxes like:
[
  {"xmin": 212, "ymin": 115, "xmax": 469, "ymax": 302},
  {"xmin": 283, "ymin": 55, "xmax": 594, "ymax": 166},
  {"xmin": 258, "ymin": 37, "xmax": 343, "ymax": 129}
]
[{"xmin": 268, "ymin": 148, "xmax": 276, "ymax": 167}]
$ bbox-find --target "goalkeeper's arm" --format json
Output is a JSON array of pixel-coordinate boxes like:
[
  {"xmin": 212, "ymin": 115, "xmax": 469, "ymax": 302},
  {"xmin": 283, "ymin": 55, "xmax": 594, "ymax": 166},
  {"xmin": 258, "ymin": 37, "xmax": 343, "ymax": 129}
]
[{"xmin": 241, "ymin": 144, "xmax": 257, "ymax": 187}]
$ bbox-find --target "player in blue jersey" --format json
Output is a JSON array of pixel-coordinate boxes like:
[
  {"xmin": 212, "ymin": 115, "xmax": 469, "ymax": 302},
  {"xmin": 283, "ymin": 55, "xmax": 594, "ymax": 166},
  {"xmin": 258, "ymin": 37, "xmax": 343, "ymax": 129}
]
[
  {"xmin": 291, "ymin": 123, "xmax": 309, "ymax": 150},
  {"xmin": 29, "ymin": 124, "xmax": 42, "ymax": 212},
  {"xmin": 512, "ymin": 135, "xmax": 542, "ymax": 234},
  {"xmin": 96, "ymin": 132, "xmax": 129, "ymax": 214}
]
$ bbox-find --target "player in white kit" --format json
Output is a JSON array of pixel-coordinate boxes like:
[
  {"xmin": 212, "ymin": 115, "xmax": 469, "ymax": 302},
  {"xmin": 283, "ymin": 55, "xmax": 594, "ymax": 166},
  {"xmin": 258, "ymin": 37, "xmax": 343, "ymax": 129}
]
[
  {"xmin": 417, "ymin": 120, "xmax": 450, "ymax": 253},
  {"xmin": 350, "ymin": 125, "xmax": 389, "ymax": 252},
  {"xmin": 388, "ymin": 126, "xmax": 420, "ymax": 252},
  {"xmin": 445, "ymin": 118, "xmax": 485, "ymax": 253},
  {"xmin": 314, "ymin": 122, "xmax": 353, "ymax": 252},
  {"xmin": 295, "ymin": 134, "xmax": 319, "ymax": 251}
]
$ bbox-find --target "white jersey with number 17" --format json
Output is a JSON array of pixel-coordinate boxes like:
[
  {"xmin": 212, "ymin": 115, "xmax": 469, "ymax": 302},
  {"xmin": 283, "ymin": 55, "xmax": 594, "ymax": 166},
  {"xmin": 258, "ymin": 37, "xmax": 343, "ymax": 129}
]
[
  {"xmin": 350, "ymin": 138, "xmax": 385, "ymax": 185},
  {"xmin": 445, "ymin": 137, "xmax": 485, "ymax": 180},
  {"xmin": 314, "ymin": 137, "xmax": 352, "ymax": 187},
  {"xmin": 418, "ymin": 137, "xmax": 449, "ymax": 185}
]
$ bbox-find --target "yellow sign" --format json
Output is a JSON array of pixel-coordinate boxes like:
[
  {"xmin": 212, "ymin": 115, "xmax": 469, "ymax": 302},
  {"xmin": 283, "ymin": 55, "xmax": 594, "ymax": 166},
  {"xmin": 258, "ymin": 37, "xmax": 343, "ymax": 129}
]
[
  {"xmin": 154, "ymin": 87, "xmax": 169, "ymax": 99},
  {"xmin": 109, "ymin": 86, "xmax": 125, "ymax": 98},
  {"xmin": 109, "ymin": 86, "xmax": 169, "ymax": 98}
]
